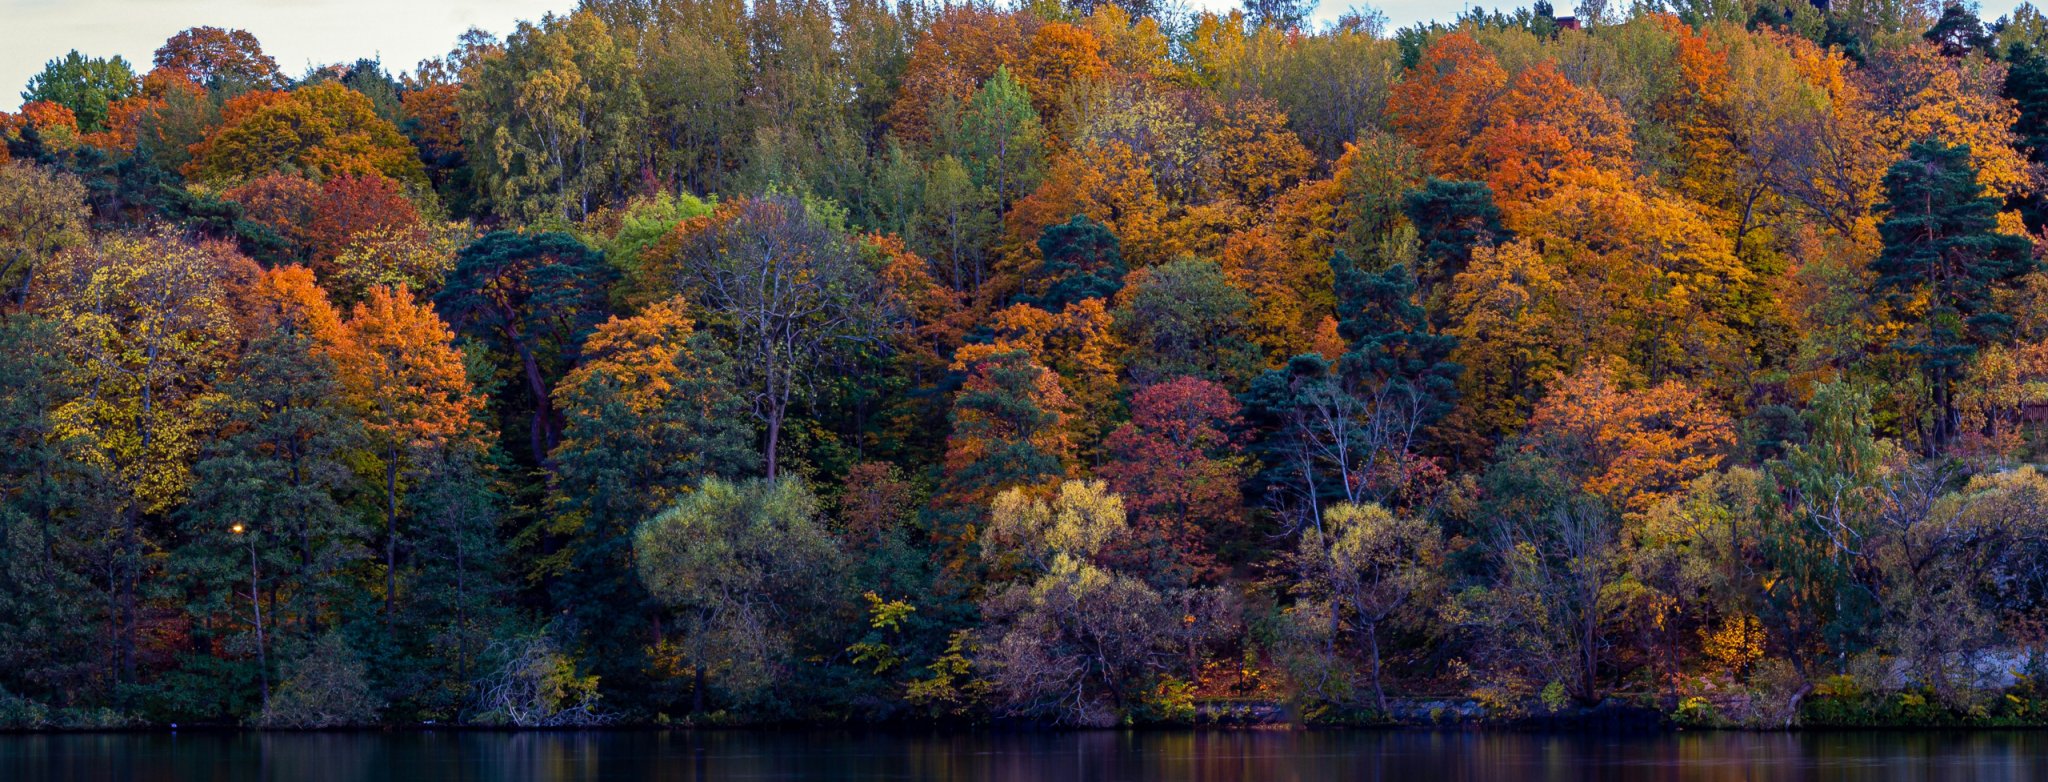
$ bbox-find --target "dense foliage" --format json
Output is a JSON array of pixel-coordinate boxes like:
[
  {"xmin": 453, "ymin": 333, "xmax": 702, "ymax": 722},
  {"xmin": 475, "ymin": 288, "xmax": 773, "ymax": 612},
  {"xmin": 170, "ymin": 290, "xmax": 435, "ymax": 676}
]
[{"xmin": 11, "ymin": 0, "xmax": 2048, "ymax": 729}]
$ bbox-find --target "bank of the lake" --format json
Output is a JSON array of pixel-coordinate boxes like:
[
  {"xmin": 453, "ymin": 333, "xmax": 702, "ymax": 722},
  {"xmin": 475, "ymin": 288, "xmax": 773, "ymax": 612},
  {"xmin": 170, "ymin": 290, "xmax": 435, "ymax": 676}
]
[
  {"xmin": 15, "ymin": 689, "xmax": 2048, "ymax": 733},
  {"xmin": 8, "ymin": 728, "xmax": 2048, "ymax": 781}
]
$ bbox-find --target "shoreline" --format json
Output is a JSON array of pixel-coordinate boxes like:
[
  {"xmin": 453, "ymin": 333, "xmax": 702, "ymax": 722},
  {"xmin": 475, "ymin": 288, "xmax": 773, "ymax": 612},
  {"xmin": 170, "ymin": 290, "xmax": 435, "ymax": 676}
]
[{"xmin": 11, "ymin": 709, "xmax": 2048, "ymax": 734}]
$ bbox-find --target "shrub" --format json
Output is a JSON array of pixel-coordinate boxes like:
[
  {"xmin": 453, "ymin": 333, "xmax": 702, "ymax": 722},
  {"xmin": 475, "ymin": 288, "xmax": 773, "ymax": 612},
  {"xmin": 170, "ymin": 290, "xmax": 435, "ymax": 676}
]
[
  {"xmin": 470, "ymin": 634, "xmax": 609, "ymax": 727},
  {"xmin": 0, "ymin": 687, "xmax": 50, "ymax": 728},
  {"xmin": 261, "ymin": 634, "xmax": 382, "ymax": 728}
]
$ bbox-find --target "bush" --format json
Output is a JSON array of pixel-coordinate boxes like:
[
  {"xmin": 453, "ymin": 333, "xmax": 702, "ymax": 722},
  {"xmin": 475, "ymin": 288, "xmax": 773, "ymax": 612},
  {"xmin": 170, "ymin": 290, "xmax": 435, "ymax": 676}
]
[
  {"xmin": 470, "ymin": 634, "xmax": 609, "ymax": 727},
  {"xmin": 261, "ymin": 634, "xmax": 383, "ymax": 728},
  {"xmin": 1134, "ymin": 677, "xmax": 1197, "ymax": 724},
  {"xmin": 1673, "ymin": 696, "xmax": 1719, "ymax": 727},
  {"xmin": 52, "ymin": 707, "xmax": 138, "ymax": 729},
  {"xmin": 0, "ymin": 687, "xmax": 50, "ymax": 728},
  {"xmin": 1540, "ymin": 681, "xmax": 1570, "ymax": 713}
]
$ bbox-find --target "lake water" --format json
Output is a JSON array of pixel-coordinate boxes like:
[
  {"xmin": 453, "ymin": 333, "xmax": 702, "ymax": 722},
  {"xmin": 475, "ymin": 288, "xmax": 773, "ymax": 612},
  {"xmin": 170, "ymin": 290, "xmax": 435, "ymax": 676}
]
[{"xmin": 3, "ymin": 728, "xmax": 2044, "ymax": 781}]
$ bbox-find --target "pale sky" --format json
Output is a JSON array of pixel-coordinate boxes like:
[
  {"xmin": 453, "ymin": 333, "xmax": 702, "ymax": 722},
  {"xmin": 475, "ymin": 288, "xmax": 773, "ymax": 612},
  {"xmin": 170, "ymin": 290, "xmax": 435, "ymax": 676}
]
[{"xmin": 1, "ymin": 0, "xmax": 2033, "ymax": 111}]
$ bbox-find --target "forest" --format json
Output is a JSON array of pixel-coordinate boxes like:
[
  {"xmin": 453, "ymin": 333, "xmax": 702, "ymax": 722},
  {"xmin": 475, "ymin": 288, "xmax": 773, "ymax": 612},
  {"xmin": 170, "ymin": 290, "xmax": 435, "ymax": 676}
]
[{"xmin": 7, "ymin": 0, "xmax": 2048, "ymax": 730}]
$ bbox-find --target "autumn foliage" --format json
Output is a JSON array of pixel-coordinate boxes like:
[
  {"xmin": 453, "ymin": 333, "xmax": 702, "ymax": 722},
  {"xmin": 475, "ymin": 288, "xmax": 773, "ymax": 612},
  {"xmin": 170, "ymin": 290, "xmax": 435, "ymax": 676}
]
[{"xmin": 11, "ymin": 5, "xmax": 2048, "ymax": 730}]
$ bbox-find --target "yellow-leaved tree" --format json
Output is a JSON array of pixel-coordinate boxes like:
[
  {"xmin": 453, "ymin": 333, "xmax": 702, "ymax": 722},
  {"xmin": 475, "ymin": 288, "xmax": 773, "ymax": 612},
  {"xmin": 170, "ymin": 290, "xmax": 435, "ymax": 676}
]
[{"xmin": 40, "ymin": 229, "xmax": 245, "ymax": 685}]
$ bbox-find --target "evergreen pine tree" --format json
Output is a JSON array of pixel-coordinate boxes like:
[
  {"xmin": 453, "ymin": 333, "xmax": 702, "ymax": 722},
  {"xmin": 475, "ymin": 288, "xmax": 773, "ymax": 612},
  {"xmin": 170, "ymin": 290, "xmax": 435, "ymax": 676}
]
[{"xmin": 1871, "ymin": 140, "xmax": 2035, "ymax": 451}]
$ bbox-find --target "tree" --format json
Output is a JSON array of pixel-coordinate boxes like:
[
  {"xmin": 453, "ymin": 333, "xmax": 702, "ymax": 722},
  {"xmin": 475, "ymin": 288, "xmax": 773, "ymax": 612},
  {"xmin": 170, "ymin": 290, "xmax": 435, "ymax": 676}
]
[
  {"xmin": 220, "ymin": 173, "xmax": 319, "ymax": 259},
  {"xmin": 1330, "ymin": 251, "xmax": 1460, "ymax": 430},
  {"xmin": 977, "ymin": 480, "xmax": 1219, "ymax": 726},
  {"xmin": 325, "ymin": 59, "xmax": 404, "ymax": 125},
  {"xmin": 974, "ymin": 297, "xmax": 1125, "ymax": 458},
  {"xmin": 551, "ymin": 296, "xmax": 754, "ymax": 508},
  {"xmin": 325, "ymin": 286, "xmax": 485, "ymax": 622},
  {"xmin": 1208, "ymin": 98, "xmax": 1318, "ymax": 212},
  {"xmin": 1115, "ymin": 258, "xmax": 1261, "ymax": 388},
  {"xmin": 1871, "ymin": 140, "xmax": 2035, "ymax": 452},
  {"xmin": 940, "ymin": 347, "xmax": 1076, "ymax": 507},
  {"xmin": 1389, "ymin": 34, "xmax": 1634, "ymax": 213},
  {"xmin": 1023, "ymin": 214, "xmax": 1125, "ymax": 312},
  {"xmin": 1872, "ymin": 465, "xmax": 2048, "ymax": 705},
  {"xmin": 1403, "ymin": 178, "xmax": 1508, "ymax": 296},
  {"xmin": 546, "ymin": 297, "xmax": 754, "ymax": 701},
  {"xmin": 187, "ymin": 83, "xmax": 427, "ymax": 186},
  {"xmin": 227, "ymin": 173, "xmax": 424, "ymax": 273},
  {"xmin": 1759, "ymin": 380, "xmax": 1890, "ymax": 683},
  {"xmin": 866, "ymin": 233, "xmax": 972, "ymax": 430},
  {"xmin": 1523, "ymin": 358, "xmax": 1735, "ymax": 517},
  {"xmin": 1514, "ymin": 171, "xmax": 1755, "ymax": 384},
  {"xmin": 2004, "ymin": 36, "xmax": 2048, "ymax": 229},
  {"xmin": 1863, "ymin": 43, "xmax": 2030, "ymax": 203},
  {"xmin": 663, "ymin": 196, "xmax": 892, "ymax": 479},
  {"xmin": 394, "ymin": 442, "xmax": 512, "ymax": 720},
  {"xmin": 634, "ymin": 476, "xmax": 842, "ymax": 714},
  {"xmin": 1387, "ymin": 32, "xmax": 1507, "ymax": 190},
  {"xmin": 328, "ymin": 224, "xmax": 461, "ymax": 305},
  {"xmin": 0, "ymin": 162, "xmax": 90, "ymax": 306},
  {"xmin": 1017, "ymin": 23, "xmax": 1105, "ymax": 119},
  {"xmin": 1293, "ymin": 502, "xmax": 1442, "ymax": 714},
  {"xmin": 436, "ymin": 231, "xmax": 616, "ymax": 464},
  {"xmin": 260, "ymin": 634, "xmax": 381, "ymax": 727},
  {"xmin": 1217, "ymin": 217, "xmax": 1332, "ymax": 365},
  {"xmin": 1441, "ymin": 240, "xmax": 1567, "ymax": 448},
  {"xmin": 1924, "ymin": 4, "xmax": 1989, "ymax": 57},
  {"xmin": 1473, "ymin": 453, "xmax": 1625, "ymax": 705},
  {"xmin": 1243, "ymin": 253, "xmax": 1460, "ymax": 516},
  {"xmin": 460, "ymin": 10, "xmax": 647, "ymax": 222},
  {"xmin": 951, "ymin": 66, "xmax": 1045, "ymax": 214},
  {"xmin": 1005, "ymin": 140, "xmax": 1176, "ymax": 268},
  {"xmin": 1099, "ymin": 377, "xmax": 1250, "ymax": 586},
  {"xmin": 1240, "ymin": 356, "xmax": 1333, "ymax": 525},
  {"xmin": 180, "ymin": 315, "xmax": 367, "ymax": 714},
  {"xmin": 595, "ymin": 192, "xmax": 719, "ymax": 303},
  {"xmin": 301, "ymin": 175, "xmax": 424, "ymax": 268},
  {"xmin": 884, "ymin": 6, "xmax": 1029, "ymax": 144},
  {"xmin": 0, "ymin": 316, "xmax": 117, "ymax": 709},
  {"xmin": 629, "ymin": 16, "xmax": 748, "ymax": 198},
  {"xmin": 13, "ymin": 100, "xmax": 83, "ymax": 152},
  {"xmin": 1217, "ymin": 23, "xmax": 1401, "ymax": 158},
  {"xmin": 916, "ymin": 155, "xmax": 998, "ymax": 292},
  {"xmin": 1243, "ymin": 0, "xmax": 1317, "ymax": 30},
  {"xmin": 21, "ymin": 51, "xmax": 138, "ymax": 133},
  {"xmin": 39, "ymin": 230, "xmax": 243, "ymax": 688},
  {"xmin": 153, "ymin": 27, "xmax": 284, "ymax": 90}
]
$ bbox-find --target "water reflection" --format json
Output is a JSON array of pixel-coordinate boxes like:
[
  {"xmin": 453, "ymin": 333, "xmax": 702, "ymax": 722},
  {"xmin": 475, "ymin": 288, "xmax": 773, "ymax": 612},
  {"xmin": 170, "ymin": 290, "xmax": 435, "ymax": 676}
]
[{"xmin": 3, "ymin": 728, "xmax": 2043, "ymax": 781}]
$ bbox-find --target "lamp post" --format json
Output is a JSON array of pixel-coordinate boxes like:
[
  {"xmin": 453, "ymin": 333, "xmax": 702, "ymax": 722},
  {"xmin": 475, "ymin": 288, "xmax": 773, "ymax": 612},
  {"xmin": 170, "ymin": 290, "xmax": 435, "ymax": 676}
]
[{"xmin": 233, "ymin": 521, "xmax": 269, "ymax": 712}]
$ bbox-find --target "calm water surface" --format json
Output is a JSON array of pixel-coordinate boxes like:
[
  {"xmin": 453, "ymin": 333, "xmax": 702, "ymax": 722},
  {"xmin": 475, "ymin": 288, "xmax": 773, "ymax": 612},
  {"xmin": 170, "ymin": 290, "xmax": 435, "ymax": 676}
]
[{"xmin": 3, "ymin": 729, "xmax": 2043, "ymax": 781}]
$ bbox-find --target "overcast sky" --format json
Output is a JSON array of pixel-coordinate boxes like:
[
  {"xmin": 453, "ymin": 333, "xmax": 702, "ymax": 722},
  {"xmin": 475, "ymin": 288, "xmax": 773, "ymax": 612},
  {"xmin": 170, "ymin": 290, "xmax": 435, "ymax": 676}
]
[{"xmin": 2, "ymin": 0, "xmax": 2033, "ymax": 111}]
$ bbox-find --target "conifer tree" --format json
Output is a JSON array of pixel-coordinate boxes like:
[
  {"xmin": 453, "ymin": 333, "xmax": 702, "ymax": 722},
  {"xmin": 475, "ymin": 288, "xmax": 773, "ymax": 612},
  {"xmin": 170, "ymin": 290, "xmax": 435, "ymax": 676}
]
[{"xmin": 1871, "ymin": 140, "xmax": 2034, "ymax": 451}]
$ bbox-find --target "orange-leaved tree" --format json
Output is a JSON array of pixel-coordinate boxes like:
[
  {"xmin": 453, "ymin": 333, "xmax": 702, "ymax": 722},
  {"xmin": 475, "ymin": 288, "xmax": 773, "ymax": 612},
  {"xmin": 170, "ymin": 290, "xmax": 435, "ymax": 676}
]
[
  {"xmin": 187, "ymin": 81, "xmax": 425, "ymax": 186},
  {"xmin": 1522, "ymin": 357, "xmax": 1734, "ymax": 517},
  {"xmin": 324, "ymin": 285, "xmax": 484, "ymax": 619}
]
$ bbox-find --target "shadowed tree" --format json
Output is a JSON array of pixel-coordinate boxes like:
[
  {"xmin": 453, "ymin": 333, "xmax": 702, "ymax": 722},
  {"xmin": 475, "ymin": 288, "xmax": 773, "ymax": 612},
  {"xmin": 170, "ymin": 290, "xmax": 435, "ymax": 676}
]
[{"xmin": 436, "ymin": 231, "xmax": 616, "ymax": 465}]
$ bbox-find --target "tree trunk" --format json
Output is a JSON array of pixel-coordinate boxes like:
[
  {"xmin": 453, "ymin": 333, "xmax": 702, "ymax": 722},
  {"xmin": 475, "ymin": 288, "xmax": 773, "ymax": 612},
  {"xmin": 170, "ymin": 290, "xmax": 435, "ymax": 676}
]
[
  {"xmin": 120, "ymin": 500, "xmax": 139, "ymax": 688},
  {"xmin": 249, "ymin": 535, "xmax": 269, "ymax": 713},
  {"xmin": 692, "ymin": 662, "xmax": 706, "ymax": 717},
  {"xmin": 1580, "ymin": 607, "xmax": 1599, "ymax": 705},
  {"xmin": 1364, "ymin": 620, "xmax": 1388, "ymax": 715},
  {"xmin": 764, "ymin": 411, "xmax": 782, "ymax": 480},
  {"xmin": 385, "ymin": 451, "xmax": 399, "ymax": 624},
  {"xmin": 515, "ymin": 341, "xmax": 556, "ymax": 464}
]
